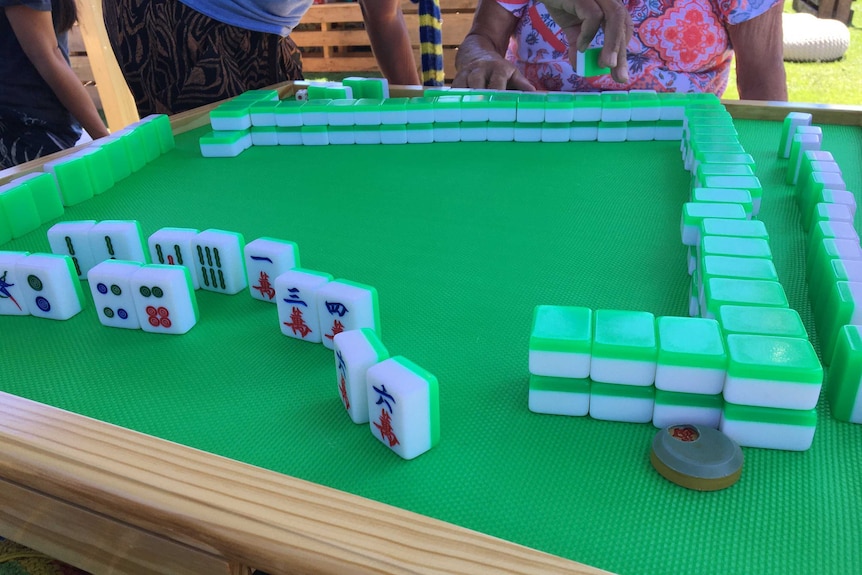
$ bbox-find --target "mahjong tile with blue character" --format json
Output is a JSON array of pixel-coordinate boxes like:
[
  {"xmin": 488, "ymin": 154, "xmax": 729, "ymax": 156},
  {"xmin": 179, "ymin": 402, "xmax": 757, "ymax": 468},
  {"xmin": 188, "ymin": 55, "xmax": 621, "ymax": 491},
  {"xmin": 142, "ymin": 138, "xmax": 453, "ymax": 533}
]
[
  {"xmin": 274, "ymin": 268, "xmax": 332, "ymax": 343},
  {"xmin": 130, "ymin": 264, "xmax": 198, "ymax": 334},
  {"xmin": 87, "ymin": 260, "xmax": 143, "ymax": 329},
  {"xmin": 15, "ymin": 253, "xmax": 85, "ymax": 320},
  {"xmin": 47, "ymin": 220, "xmax": 98, "ymax": 279},
  {"xmin": 148, "ymin": 227, "xmax": 200, "ymax": 289},
  {"xmin": 88, "ymin": 220, "xmax": 149, "ymax": 264},
  {"xmin": 191, "ymin": 229, "xmax": 247, "ymax": 294},
  {"xmin": 333, "ymin": 328, "xmax": 389, "ymax": 423},
  {"xmin": 366, "ymin": 356, "xmax": 440, "ymax": 460},
  {"xmin": 244, "ymin": 237, "xmax": 299, "ymax": 303},
  {"xmin": 316, "ymin": 279, "xmax": 380, "ymax": 350},
  {"xmin": 0, "ymin": 251, "xmax": 31, "ymax": 315}
]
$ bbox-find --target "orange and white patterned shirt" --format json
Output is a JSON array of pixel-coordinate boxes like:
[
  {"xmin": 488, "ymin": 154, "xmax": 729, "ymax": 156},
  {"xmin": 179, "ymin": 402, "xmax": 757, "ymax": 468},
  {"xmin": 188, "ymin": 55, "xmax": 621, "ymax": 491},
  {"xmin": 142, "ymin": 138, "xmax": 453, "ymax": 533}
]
[{"xmin": 496, "ymin": 0, "xmax": 781, "ymax": 95}]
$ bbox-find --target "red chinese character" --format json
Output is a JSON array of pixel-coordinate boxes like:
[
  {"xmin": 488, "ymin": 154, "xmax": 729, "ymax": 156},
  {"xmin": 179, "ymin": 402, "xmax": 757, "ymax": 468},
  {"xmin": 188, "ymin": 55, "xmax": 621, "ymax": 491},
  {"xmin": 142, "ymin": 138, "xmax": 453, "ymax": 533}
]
[
  {"xmin": 374, "ymin": 408, "xmax": 399, "ymax": 447},
  {"xmin": 339, "ymin": 374, "xmax": 350, "ymax": 409},
  {"xmin": 284, "ymin": 306, "xmax": 311, "ymax": 337},
  {"xmin": 253, "ymin": 271, "xmax": 276, "ymax": 300},
  {"xmin": 324, "ymin": 319, "xmax": 345, "ymax": 341}
]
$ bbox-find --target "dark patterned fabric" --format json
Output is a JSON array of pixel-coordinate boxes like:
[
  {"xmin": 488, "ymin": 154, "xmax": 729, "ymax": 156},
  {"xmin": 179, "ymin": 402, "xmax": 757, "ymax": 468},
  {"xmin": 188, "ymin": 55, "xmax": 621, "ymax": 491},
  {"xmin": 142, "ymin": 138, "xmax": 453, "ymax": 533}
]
[
  {"xmin": 102, "ymin": 0, "xmax": 304, "ymax": 117},
  {"xmin": 0, "ymin": 106, "xmax": 80, "ymax": 169}
]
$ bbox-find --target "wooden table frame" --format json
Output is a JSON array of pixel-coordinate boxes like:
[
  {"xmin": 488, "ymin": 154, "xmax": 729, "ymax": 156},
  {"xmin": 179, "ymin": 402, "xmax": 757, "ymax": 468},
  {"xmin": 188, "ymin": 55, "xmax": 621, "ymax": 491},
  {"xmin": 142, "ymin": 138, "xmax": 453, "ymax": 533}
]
[{"xmin": 1, "ymin": 89, "xmax": 860, "ymax": 574}]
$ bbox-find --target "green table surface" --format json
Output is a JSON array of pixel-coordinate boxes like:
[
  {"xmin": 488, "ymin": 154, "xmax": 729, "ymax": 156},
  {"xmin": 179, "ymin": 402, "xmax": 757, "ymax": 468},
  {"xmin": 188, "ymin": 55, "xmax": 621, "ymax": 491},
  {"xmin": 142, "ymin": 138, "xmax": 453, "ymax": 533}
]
[{"xmin": 3, "ymin": 117, "xmax": 862, "ymax": 575}]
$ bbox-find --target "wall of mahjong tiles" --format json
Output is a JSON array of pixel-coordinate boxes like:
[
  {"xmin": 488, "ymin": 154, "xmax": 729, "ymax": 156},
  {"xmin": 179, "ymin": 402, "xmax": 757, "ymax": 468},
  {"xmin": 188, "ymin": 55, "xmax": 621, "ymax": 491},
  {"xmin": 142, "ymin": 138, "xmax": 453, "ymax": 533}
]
[{"xmin": 2, "ymin": 116, "xmax": 862, "ymax": 575}]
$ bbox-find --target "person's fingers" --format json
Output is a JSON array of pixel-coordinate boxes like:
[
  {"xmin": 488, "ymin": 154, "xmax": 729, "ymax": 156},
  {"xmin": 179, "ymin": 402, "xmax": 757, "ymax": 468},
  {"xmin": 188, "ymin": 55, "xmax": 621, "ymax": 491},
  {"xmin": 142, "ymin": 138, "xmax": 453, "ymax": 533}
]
[
  {"xmin": 451, "ymin": 71, "xmax": 469, "ymax": 88},
  {"xmin": 571, "ymin": 1, "xmax": 604, "ymax": 53},
  {"xmin": 593, "ymin": 0, "xmax": 631, "ymax": 71},
  {"xmin": 506, "ymin": 70, "xmax": 537, "ymax": 92},
  {"xmin": 468, "ymin": 67, "xmax": 493, "ymax": 89}
]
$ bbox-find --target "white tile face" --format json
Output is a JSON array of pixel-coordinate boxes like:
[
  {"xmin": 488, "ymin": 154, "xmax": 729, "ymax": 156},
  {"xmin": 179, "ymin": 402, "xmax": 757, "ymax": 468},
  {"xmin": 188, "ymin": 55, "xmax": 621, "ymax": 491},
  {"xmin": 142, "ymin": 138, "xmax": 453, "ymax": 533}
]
[
  {"xmin": 148, "ymin": 227, "xmax": 200, "ymax": 289},
  {"xmin": 719, "ymin": 417, "xmax": 814, "ymax": 451},
  {"xmin": 590, "ymin": 357, "xmax": 657, "ymax": 386},
  {"xmin": 274, "ymin": 269, "xmax": 332, "ymax": 343},
  {"xmin": 15, "ymin": 254, "xmax": 85, "ymax": 320},
  {"xmin": 191, "ymin": 229, "xmax": 247, "ymax": 294},
  {"xmin": 588, "ymin": 394, "xmax": 654, "ymax": 423},
  {"xmin": 87, "ymin": 260, "xmax": 143, "ymax": 329},
  {"xmin": 723, "ymin": 376, "xmax": 821, "ymax": 410},
  {"xmin": 88, "ymin": 220, "xmax": 149, "ymax": 264},
  {"xmin": 0, "ymin": 251, "xmax": 31, "ymax": 315},
  {"xmin": 655, "ymin": 365, "xmax": 726, "ymax": 395},
  {"xmin": 366, "ymin": 357, "xmax": 439, "ymax": 460},
  {"xmin": 47, "ymin": 220, "xmax": 98, "ymax": 279},
  {"xmin": 244, "ymin": 238, "xmax": 299, "ymax": 303},
  {"xmin": 652, "ymin": 403, "xmax": 721, "ymax": 429},
  {"xmin": 316, "ymin": 280, "xmax": 380, "ymax": 350},
  {"xmin": 130, "ymin": 265, "xmax": 198, "ymax": 334},
  {"xmin": 528, "ymin": 350, "xmax": 591, "ymax": 379},
  {"xmin": 528, "ymin": 389, "xmax": 590, "ymax": 416},
  {"xmin": 333, "ymin": 328, "xmax": 389, "ymax": 424}
]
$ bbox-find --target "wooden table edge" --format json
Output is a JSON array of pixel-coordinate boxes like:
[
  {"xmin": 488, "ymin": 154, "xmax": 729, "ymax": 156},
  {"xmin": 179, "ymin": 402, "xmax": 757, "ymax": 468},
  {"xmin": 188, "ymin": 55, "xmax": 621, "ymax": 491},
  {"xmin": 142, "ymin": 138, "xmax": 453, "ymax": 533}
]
[
  {"xmin": 0, "ymin": 393, "xmax": 608, "ymax": 575},
  {"xmin": 2, "ymin": 87, "xmax": 860, "ymax": 574}
]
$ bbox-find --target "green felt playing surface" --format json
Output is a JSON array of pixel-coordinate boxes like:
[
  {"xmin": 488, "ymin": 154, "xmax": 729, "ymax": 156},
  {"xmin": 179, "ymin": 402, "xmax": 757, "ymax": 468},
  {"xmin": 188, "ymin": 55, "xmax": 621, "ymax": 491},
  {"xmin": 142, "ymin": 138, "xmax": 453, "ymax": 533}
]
[{"xmin": 2, "ymin": 119, "xmax": 862, "ymax": 575}]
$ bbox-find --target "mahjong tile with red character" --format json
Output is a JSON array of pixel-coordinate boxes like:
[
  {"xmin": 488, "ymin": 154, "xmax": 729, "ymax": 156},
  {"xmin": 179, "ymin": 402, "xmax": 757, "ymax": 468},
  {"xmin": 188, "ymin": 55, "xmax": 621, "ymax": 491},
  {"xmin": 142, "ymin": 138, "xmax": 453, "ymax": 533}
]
[
  {"xmin": 316, "ymin": 279, "xmax": 380, "ymax": 350},
  {"xmin": 244, "ymin": 237, "xmax": 299, "ymax": 303},
  {"xmin": 274, "ymin": 268, "xmax": 332, "ymax": 343}
]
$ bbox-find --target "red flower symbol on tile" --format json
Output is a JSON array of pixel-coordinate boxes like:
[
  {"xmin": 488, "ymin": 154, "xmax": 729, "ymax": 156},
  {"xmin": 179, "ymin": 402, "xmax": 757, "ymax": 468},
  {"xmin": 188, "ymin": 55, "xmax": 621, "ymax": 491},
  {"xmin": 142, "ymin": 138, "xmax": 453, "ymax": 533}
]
[{"xmin": 146, "ymin": 306, "xmax": 172, "ymax": 328}]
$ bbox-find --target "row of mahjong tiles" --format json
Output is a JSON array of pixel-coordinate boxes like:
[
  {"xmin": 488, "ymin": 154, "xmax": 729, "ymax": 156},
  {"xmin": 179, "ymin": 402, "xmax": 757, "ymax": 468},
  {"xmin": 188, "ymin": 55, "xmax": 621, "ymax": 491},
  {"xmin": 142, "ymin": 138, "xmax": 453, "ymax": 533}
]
[
  {"xmin": 3, "ymin": 92, "xmax": 856, "ymax": 466},
  {"xmin": 0, "ymin": 114, "xmax": 174, "ymax": 243},
  {"xmin": 198, "ymin": 89, "xmax": 725, "ymax": 157},
  {"xmin": 0, "ymin": 222, "xmax": 440, "ymax": 460},
  {"xmin": 525, "ymin": 110, "xmax": 855, "ymax": 453}
]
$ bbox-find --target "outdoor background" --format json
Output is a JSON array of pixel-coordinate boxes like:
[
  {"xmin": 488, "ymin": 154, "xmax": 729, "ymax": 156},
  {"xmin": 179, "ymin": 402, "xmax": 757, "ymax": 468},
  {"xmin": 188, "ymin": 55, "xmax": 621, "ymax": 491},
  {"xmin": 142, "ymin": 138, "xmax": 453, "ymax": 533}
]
[{"xmin": 722, "ymin": 0, "xmax": 860, "ymax": 104}]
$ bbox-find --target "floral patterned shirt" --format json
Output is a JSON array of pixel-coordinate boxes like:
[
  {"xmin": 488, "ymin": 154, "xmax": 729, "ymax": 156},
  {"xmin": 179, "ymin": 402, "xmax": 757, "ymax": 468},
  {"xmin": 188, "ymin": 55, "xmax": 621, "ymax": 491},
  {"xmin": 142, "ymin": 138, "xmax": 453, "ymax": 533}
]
[{"xmin": 496, "ymin": 0, "xmax": 780, "ymax": 94}]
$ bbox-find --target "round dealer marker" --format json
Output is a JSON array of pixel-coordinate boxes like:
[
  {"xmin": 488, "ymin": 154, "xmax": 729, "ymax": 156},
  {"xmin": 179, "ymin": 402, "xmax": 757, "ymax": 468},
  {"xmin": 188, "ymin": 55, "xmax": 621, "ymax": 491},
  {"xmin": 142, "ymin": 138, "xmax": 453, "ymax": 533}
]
[{"xmin": 650, "ymin": 424, "xmax": 743, "ymax": 491}]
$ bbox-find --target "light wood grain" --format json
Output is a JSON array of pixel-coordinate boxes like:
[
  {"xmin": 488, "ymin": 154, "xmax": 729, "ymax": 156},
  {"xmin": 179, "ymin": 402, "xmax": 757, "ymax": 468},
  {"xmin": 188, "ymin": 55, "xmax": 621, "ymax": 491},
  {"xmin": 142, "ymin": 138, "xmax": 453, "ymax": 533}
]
[
  {"xmin": 74, "ymin": 0, "xmax": 139, "ymax": 132},
  {"xmin": 0, "ymin": 392, "xmax": 609, "ymax": 575},
  {"xmin": 0, "ymin": 478, "xmax": 232, "ymax": 575}
]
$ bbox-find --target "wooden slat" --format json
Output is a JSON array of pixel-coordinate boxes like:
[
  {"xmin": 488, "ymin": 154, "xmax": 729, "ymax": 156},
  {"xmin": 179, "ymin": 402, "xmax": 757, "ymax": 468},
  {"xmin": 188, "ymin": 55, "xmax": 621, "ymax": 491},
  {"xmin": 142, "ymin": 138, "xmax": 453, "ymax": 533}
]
[
  {"xmin": 401, "ymin": 0, "xmax": 479, "ymax": 13},
  {"xmin": 0, "ymin": 391, "xmax": 608, "ymax": 575},
  {"xmin": 834, "ymin": 0, "xmax": 853, "ymax": 24},
  {"xmin": 292, "ymin": 28, "xmax": 374, "ymax": 47},
  {"xmin": 298, "ymin": 3, "xmax": 365, "ymax": 24},
  {"xmin": 73, "ymin": 0, "xmax": 139, "ymax": 131},
  {"xmin": 404, "ymin": 12, "xmax": 474, "ymax": 45},
  {"xmin": 817, "ymin": 0, "xmax": 837, "ymax": 18},
  {"xmin": 300, "ymin": 55, "xmax": 380, "ymax": 73},
  {"xmin": 0, "ymin": 478, "xmax": 234, "ymax": 575}
]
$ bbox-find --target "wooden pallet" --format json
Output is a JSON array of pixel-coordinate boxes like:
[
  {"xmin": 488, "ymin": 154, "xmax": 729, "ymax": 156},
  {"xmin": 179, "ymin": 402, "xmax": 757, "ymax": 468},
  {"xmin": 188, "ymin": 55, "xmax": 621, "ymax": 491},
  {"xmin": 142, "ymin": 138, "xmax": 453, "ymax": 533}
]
[
  {"xmin": 69, "ymin": 23, "xmax": 101, "ymax": 110},
  {"xmin": 294, "ymin": 0, "xmax": 478, "ymax": 81},
  {"xmin": 792, "ymin": 0, "xmax": 854, "ymax": 25}
]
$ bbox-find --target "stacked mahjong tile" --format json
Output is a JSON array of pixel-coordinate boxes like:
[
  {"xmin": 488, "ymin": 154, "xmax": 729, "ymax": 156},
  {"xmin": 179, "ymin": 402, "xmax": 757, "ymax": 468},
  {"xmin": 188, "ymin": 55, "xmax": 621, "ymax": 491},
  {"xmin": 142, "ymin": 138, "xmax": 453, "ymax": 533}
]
[
  {"xmin": 199, "ymin": 82, "xmax": 703, "ymax": 157},
  {"xmin": 0, "ymin": 115, "xmax": 172, "ymax": 244},
  {"xmin": 1, "ymin": 216, "xmax": 440, "ymax": 459},
  {"xmin": 775, "ymin": 113, "xmax": 862, "ymax": 425},
  {"xmin": 530, "ymin": 100, "xmax": 828, "ymax": 452}
]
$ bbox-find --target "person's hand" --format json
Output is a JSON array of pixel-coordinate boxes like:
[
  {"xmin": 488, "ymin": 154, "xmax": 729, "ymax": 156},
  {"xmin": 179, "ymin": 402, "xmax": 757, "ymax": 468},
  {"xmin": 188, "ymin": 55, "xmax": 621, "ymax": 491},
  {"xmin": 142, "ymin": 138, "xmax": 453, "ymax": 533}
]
[
  {"xmin": 452, "ymin": 51, "xmax": 536, "ymax": 91},
  {"xmin": 542, "ymin": 0, "xmax": 632, "ymax": 83}
]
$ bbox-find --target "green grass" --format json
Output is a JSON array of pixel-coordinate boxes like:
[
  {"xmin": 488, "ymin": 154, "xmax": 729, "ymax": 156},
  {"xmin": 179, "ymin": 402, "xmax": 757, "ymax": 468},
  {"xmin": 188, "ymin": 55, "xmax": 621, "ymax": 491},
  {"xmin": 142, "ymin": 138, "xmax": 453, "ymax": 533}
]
[{"xmin": 724, "ymin": 0, "xmax": 860, "ymax": 104}]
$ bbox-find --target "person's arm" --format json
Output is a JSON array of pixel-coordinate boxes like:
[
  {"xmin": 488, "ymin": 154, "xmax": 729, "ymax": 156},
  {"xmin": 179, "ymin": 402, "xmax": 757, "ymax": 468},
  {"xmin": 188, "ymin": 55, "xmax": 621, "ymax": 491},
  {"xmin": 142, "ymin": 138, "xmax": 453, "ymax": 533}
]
[
  {"xmin": 727, "ymin": 2, "xmax": 787, "ymax": 101},
  {"xmin": 358, "ymin": 0, "xmax": 421, "ymax": 86},
  {"xmin": 452, "ymin": 0, "xmax": 535, "ymax": 91},
  {"xmin": 5, "ymin": 5, "xmax": 109, "ymax": 139}
]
